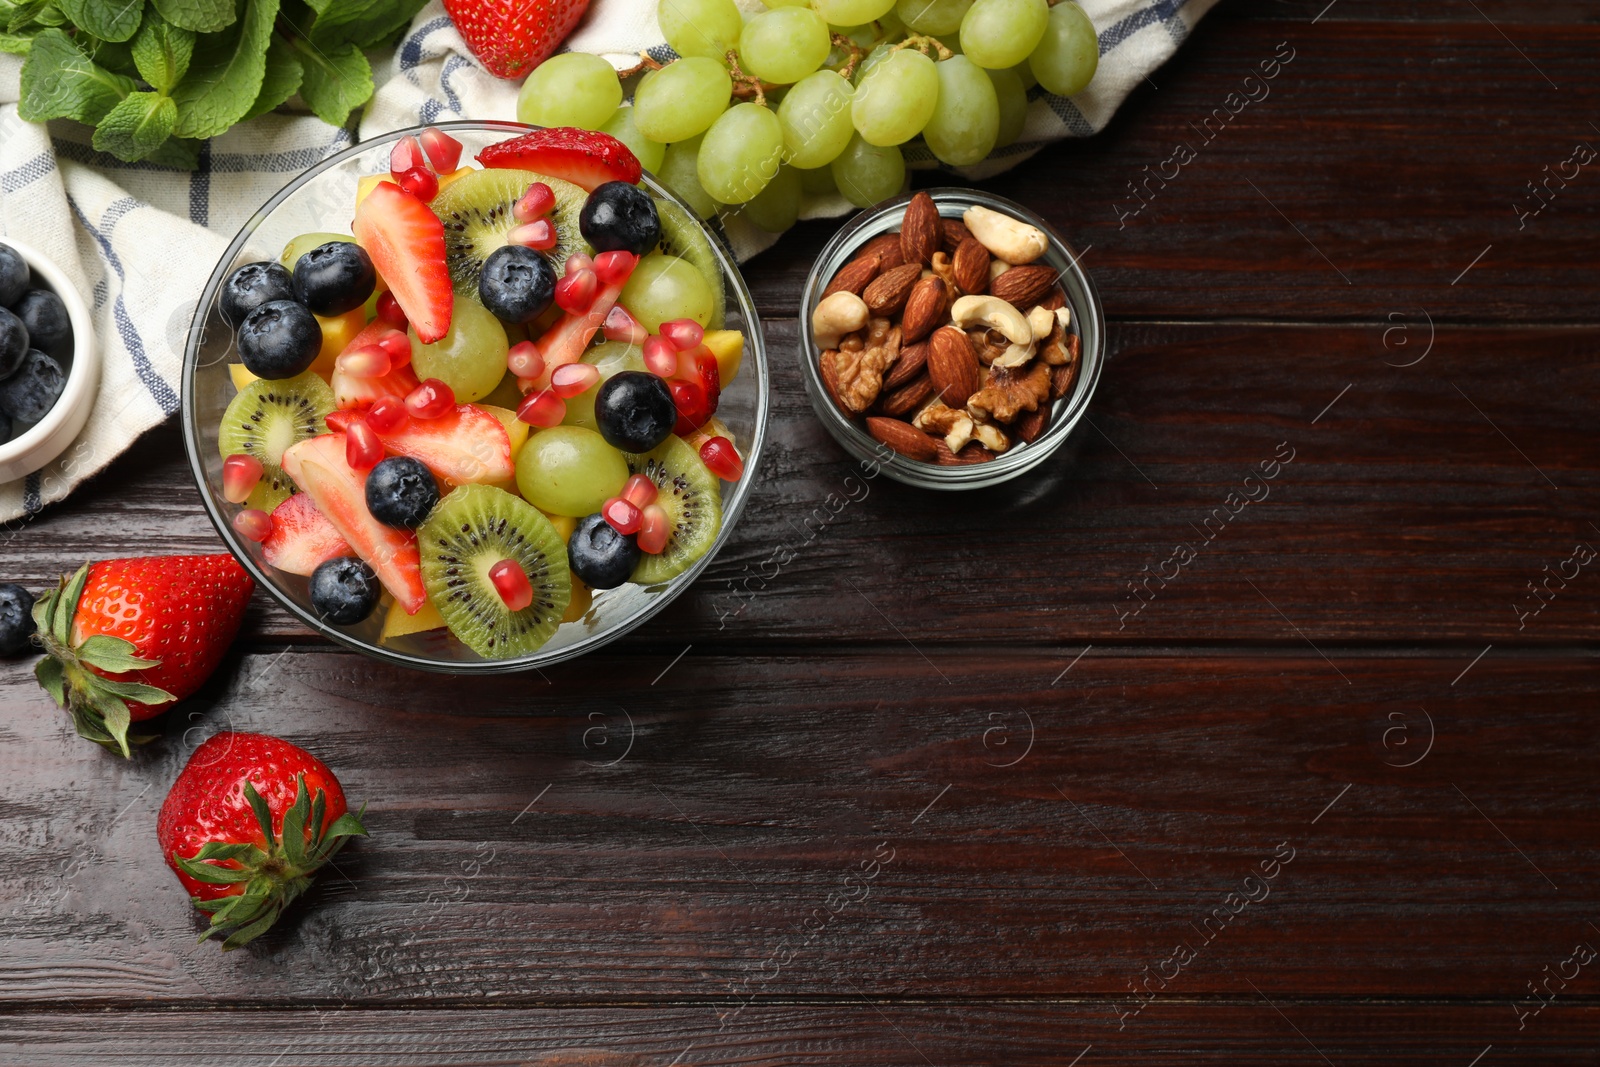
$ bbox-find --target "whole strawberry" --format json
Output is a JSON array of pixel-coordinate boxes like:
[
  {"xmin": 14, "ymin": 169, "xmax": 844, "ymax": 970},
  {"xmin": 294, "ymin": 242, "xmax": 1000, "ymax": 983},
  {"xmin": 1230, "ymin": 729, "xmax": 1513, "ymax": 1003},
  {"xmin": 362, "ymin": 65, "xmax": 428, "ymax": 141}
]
[
  {"xmin": 443, "ymin": 0, "xmax": 591, "ymax": 79},
  {"xmin": 32, "ymin": 555, "xmax": 254, "ymax": 757},
  {"xmin": 159, "ymin": 732, "xmax": 366, "ymax": 950}
]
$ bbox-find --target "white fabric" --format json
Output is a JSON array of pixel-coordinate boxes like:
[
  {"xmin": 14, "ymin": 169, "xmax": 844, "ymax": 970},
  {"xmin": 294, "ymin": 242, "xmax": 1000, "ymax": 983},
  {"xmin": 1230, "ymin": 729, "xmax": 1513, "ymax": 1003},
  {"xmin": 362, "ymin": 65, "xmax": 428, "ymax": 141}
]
[{"xmin": 0, "ymin": 0, "xmax": 1216, "ymax": 522}]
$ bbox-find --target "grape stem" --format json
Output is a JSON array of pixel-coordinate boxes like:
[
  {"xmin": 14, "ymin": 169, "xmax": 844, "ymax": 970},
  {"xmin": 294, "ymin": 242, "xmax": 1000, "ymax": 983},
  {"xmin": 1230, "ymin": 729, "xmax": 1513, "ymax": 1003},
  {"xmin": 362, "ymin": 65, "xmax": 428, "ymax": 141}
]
[
  {"xmin": 725, "ymin": 49, "xmax": 774, "ymax": 107},
  {"xmin": 616, "ymin": 50, "xmax": 665, "ymax": 79},
  {"xmin": 829, "ymin": 32, "xmax": 865, "ymax": 81},
  {"xmin": 892, "ymin": 35, "xmax": 954, "ymax": 62}
]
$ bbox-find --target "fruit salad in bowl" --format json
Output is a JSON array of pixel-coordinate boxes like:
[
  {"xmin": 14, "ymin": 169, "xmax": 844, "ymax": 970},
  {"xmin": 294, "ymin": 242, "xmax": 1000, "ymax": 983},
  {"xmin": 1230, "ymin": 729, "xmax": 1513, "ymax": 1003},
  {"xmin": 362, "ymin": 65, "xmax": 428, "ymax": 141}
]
[{"xmin": 182, "ymin": 122, "xmax": 767, "ymax": 672}]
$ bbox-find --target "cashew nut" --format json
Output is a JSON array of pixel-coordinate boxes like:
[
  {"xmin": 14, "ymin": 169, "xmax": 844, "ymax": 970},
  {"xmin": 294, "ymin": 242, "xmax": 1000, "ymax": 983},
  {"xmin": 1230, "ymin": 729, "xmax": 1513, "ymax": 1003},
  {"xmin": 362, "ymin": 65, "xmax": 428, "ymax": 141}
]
[
  {"xmin": 970, "ymin": 421, "xmax": 1009, "ymax": 453},
  {"xmin": 812, "ymin": 291, "xmax": 870, "ymax": 350},
  {"xmin": 1055, "ymin": 306, "xmax": 1072, "ymax": 331},
  {"xmin": 963, "ymin": 205, "xmax": 1048, "ymax": 265},
  {"xmin": 950, "ymin": 295, "xmax": 1031, "ymax": 346},
  {"xmin": 1028, "ymin": 306, "xmax": 1055, "ymax": 342},
  {"xmin": 989, "ymin": 259, "xmax": 1011, "ymax": 284},
  {"xmin": 991, "ymin": 343, "xmax": 1035, "ymax": 369}
]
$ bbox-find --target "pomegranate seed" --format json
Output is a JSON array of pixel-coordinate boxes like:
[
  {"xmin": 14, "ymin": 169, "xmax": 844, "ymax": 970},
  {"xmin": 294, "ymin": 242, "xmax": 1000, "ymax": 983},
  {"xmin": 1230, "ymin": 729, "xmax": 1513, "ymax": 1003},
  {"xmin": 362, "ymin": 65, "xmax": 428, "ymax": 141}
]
[
  {"xmin": 233, "ymin": 508, "xmax": 273, "ymax": 542},
  {"xmin": 390, "ymin": 135, "xmax": 427, "ymax": 177},
  {"xmin": 336, "ymin": 345, "xmax": 392, "ymax": 379},
  {"xmin": 508, "ymin": 219, "xmax": 556, "ymax": 250},
  {"xmin": 396, "ymin": 165, "xmax": 439, "ymax": 202},
  {"xmin": 376, "ymin": 291, "xmax": 408, "ymax": 330},
  {"xmin": 554, "ymin": 269, "xmax": 597, "ymax": 314},
  {"xmin": 405, "ymin": 378, "xmax": 456, "ymax": 420},
  {"xmin": 368, "ymin": 395, "xmax": 409, "ymax": 434},
  {"xmin": 592, "ymin": 250, "xmax": 638, "ymax": 286},
  {"xmin": 602, "ymin": 496, "xmax": 642, "ymax": 535},
  {"xmin": 377, "ymin": 329, "xmax": 412, "ymax": 367},
  {"xmin": 643, "ymin": 336, "xmax": 678, "ymax": 377},
  {"xmin": 638, "ymin": 504, "xmax": 670, "ymax": 554},
  {"xmin": 516, "ymin": 388, "xmax": 566, "ymax": 427},
  {"xmin": 670, "ymin": 378, "xmax": 710, "ymax": 435},
  {"xmin": 488, "ymin": 559, "xmax": 534, "ymax": 611},
  {"xmin": 603, "ymin": 305, "xmax": 647, "ymax": 345},
  {"xmin": 660, "ymin": 318, "xmax": 704, "ymax": 351},
  {"xmin": 420, "ymin": 127, "xmax": 463, "ymax": 172},
  {"xmin": 221, "ymin": 454, "xmax": 264, "ymax": 504},
  {"xmin": 699, "ymin": 436, "xmax": 744, "ymax": 481},
  {"xmin": 514, "ymin": 181, "xmax": 555, "ymax": 222},
  {"xmin": 622, "ymin": 473, "xmax": 658, "ymax": 508},
  {"xmin": 345, "ymin": 419, "xmax": 384, "ymax": 471},
  {"xmin": 551, "ymin": 362, "xmax": 600, "ymax": 398},
  {"xmin": 564, "ymin": 252, "xmax": 593, "ymax": 276},
  {"xmin": 507, "ymin": 340, "xmax": 544, "ymax": 380}
]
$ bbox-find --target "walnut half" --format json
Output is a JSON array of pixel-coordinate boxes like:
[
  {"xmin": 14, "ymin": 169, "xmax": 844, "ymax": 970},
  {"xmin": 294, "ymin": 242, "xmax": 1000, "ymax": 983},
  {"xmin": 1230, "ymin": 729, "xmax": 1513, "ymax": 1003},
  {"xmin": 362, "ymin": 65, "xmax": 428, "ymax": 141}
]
[
  {"xmin": 967, "ymin": 361, "xmax": 1050, "ymax": 424},
  {"xmin": 821, "ymin": 318, "xmax": 901, "ymax": 414}
]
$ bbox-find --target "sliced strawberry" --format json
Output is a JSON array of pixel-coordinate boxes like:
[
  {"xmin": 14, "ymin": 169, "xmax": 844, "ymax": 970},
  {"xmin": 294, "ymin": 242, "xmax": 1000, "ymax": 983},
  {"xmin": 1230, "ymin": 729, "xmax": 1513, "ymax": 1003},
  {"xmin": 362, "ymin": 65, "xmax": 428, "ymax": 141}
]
[
  {"xmin": 262, "ymin": 493, "xmax": 353, "ymax": 578},
  {"xmin": 353, "ymin": 182, "xmax": 453, "ymax": 343},
  {"xmin": 333, "ymin": 362, "xmax": 421, "ymax": 410},
  {"xmin": 281, "ymin": 434, "xmax": 427, "ymax": 614},
  {"xmin": 478, "ymin": 127, "xmax": 641, "ymax": 191},
  {"xmin": 443, "ymin": 0, "xmax": 592, "ymax": 80},
  {"xmin": 374, "ymin": 404, "xmax": 514, "ymax": 485}
]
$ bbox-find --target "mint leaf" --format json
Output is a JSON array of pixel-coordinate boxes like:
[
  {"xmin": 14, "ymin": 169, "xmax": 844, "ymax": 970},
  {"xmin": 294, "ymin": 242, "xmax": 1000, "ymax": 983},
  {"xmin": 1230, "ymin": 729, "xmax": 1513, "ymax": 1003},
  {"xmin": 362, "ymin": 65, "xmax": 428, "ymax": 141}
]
[
  {"xmin": 242, "ymin": 32, "xmax": 301, "ymax": 120},
  {"xmin": 150, "ymin": 0, "xmax": 234, "ymax": 33},
  {"xmin": 289, "ymin": 34, "xmax": 370, "ymax": 126},
  {"xmin": 132, "ymin": 10, "xmax": 193, "ymax": 92},
  {"xmin": 93, "ymin": 91, "xmax": 176, "ymax": 160},
  {"xmin": 2, "ymin": 0, "xmax": 51, "ymax": 33},
  {"xmin": 169, "ymin": 0, "xmax": 275, "ymax": 139},
  {"xmin": 59, "ymin": 0, "xmax": 145, "ymax": 42},
  {"xmin": 304, "ymin": 0, "xmax": 425, "ymax": 50},
  {"xmin": 0, "ymin": 31, "xmax": 29, "ymax": 52},
  {"xmin": 19, "ymin": 29, "xmax": 134, "ymax": 124}
]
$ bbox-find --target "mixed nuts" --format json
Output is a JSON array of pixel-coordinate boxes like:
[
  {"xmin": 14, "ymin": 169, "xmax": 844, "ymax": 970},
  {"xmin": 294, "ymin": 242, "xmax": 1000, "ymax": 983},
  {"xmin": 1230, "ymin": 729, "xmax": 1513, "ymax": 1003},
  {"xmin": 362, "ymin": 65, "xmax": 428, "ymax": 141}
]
[{"xmin": 812, "ymin": 193, "xmax": 1081, "ymax": 466}]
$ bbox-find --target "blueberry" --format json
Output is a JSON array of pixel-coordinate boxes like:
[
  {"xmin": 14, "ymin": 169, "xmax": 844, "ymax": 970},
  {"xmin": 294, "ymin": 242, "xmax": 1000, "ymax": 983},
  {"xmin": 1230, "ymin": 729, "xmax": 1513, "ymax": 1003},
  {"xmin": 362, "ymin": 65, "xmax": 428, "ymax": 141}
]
[
  {"xmin": 478, "ymin": 244, "xmax": 556, "ymax": 324},
  {"xmin": 0, "ymin": 583, "xmax": 35, "ymax": 656},
  {"xmin": 568, "ymin": 512, "xmax": 641, "ymax": 590},
  {"xmin": 0, "ymin": 244, "xmax": 28, "ymax": 307},
  {"xmin": 0, "ymin": 306, "xmax": 27, "ymax": 380},
  {"xmin": 238, "ymin": 299, "xmax": 322, "ymax": 380},
  {"xmin": 0, "ymin": 350, "xmax": 64, "ymax": 423},
  {"xmin": 579, "ymin": 182, "xmax": 661, "ymax": 257},
  {"xmin": 293, "ymin": 241, "xmax": 376, "ymax": 316},
  {"xmin": 365, "ymin": 456, "xmax": 440, "ymax": 529},
  {"xmin": 594, "ymin": 371, "xmax": 676, "ymax": 452},
  {"xmin": 220, "ymin": 261, "xmax": 296, "ymax": 328},
  {"xmin": 13, "ymin": 289, "xmax": 70, "ymax": 359},
  {"xmin": 309, "ymin": 556, "xmax": 381, "ymax": 625}
]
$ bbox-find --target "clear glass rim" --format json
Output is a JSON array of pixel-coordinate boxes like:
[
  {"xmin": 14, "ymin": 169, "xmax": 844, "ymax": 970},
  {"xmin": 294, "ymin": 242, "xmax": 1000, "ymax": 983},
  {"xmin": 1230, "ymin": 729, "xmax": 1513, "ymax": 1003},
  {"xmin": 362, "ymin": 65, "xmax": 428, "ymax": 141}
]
[
  {"xmin": 797, "ymin": 188, "xmax": 1105, "ymax": 491},
  {"xmin": 180, "ymin": 120, "xmax": 770, "ymax": 674}
]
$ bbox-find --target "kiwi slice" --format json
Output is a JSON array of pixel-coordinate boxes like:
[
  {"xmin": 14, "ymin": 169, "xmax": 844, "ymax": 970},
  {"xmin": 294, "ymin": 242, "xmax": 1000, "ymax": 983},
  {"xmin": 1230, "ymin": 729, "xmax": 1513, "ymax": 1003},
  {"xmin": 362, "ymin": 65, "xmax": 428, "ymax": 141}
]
[
  {"xmin": 626, "ymin": 436, "xmax": 722, "ymax": 585},
  {"xmin": 218, "ymin": 371, "xmax": 335, "ymax": 511},
  {"xmin": 418, "ymin": 484, "xmax": 571, "ymax": 658},
  {"xmin": 434, "ymin": 168, "xmax": 592, "ymax": 299},
  {"xmin": 653, "ymin": 198, "xmax": 725, "ymax": 329}
]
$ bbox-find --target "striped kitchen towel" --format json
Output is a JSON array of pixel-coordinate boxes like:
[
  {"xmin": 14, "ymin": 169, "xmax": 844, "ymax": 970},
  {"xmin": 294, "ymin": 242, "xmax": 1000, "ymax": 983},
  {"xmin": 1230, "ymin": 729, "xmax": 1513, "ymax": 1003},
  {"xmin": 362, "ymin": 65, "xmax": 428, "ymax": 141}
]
[{"xmin": 0, "ymin": 0, "xmax": 1216, "ymax": 523}]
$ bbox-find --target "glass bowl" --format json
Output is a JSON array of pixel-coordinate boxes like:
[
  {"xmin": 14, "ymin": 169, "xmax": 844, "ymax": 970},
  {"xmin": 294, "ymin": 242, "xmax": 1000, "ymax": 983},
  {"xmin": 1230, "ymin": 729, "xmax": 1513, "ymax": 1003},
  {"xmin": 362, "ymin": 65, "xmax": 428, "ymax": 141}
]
[
  {"xmin": 798, "ymin": 188, "xmax": 1103, "ymax": 490},
  {"xmin": 181, "ymin": 121, "xmax": 768, "ymax": 673}
]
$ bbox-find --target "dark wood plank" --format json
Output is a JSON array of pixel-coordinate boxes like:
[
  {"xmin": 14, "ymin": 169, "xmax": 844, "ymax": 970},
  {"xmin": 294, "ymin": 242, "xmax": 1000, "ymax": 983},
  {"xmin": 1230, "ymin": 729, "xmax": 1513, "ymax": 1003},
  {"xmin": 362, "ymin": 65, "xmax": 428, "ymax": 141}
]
[
  {"xmin": 7, "ymin": 322, "xmax": 1595, "ymax": 646},
  {"xmin": 3, "ymin": 648, "xmax": 1596, "ymax": 1004}
]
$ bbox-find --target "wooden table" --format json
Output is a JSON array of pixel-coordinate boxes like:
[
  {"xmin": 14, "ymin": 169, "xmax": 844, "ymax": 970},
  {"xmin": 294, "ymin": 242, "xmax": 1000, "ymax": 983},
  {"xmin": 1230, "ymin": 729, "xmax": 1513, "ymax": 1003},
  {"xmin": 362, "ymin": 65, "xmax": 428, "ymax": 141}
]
[{"xmin": 4, "ymin": 2, "xmax": 1599, "ymax": 1062}]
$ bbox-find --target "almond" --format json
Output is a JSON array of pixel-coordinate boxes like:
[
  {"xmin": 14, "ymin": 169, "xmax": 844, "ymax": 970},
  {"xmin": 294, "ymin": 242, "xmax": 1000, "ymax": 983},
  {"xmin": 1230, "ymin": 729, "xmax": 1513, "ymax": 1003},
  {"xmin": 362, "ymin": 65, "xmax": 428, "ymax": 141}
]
[
  {"xmin": 861, "ymin": 262, "xmax": 922, "ymax": 317},
  {"xmin": 878, "ymin": 373, "xmax": 934, "ymax": 417},
  {"xmin": 900, "ymin": 191, "xmax": 940, "ymax": 267},
  {"xmin": 823, "ymin": 253, "xmax": 881, "ymax": 298},
  {"xmin": 856, "ymin": 232, "xmax": 905, "ymax": 271},
  {"xmin": 820, "ymin": 349, "xmax": 850, "ymax": 412},
  {"xmin": 934, "ymin": 440, "xmax": 996, "ymax": 465},
  {"xmin": 866, "ymin": 416, "xmax": 939, "ymax": 462},
  {"xmin": 990, "ymin": 264, "xmax": 1057, "ymax": 309},
  {"xmin": 951, "ymin": 237, "xmax": 990, "ymax": 295},
  {"xmin": 883, "ymin": 340, "xmax": 928, "ymax": 391},
  {"xmin": 926, "ymin": 325, "xmax": 981, "ymax": 406},
  {"xmin": 1016, "ymin": 403, "xmax": 1050, "ymax": 443},
  {"xmin": 900, "ymin": 276, "xmax": 947, "ymax": 344},
  {"xmin": 1050, "ymin": 349, "xmax": 1078, "ymax": 400},
  {"xmin": 941, "ymin": 218, "xmax": 973, "ymax": 252}
]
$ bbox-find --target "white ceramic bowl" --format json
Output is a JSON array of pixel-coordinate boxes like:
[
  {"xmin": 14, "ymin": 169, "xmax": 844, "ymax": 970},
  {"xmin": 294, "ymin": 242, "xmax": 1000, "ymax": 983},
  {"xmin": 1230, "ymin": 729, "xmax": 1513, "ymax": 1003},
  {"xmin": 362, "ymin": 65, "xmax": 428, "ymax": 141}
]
[{"xmin": 0, "ymin": 239, "xmax": 99, "ymax": 483}]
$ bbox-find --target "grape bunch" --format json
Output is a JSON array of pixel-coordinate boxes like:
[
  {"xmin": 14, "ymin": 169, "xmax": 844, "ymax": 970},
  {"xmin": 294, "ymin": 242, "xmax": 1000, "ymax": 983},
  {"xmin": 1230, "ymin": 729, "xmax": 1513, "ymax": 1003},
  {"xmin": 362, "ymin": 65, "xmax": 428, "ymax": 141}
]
[{"xmin": 515, "ymin": 0, "xmax": 1099, "ymax": 231}]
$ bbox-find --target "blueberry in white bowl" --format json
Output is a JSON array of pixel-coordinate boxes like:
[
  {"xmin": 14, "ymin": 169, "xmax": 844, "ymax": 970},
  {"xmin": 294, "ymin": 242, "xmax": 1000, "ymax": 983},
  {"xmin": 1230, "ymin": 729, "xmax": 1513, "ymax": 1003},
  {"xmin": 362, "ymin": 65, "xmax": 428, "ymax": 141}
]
[
  {"xmin": 0, "ymin": 306, "xmax": 26, "ymax": 379},
  {"xmin": 0, "ymin": 245, "xmax": 27, "ymax": 307},
  {"xmin": 0, "ymin": 349, "xmax": 66, "ymax": 424},
  {"xmin": 13, "ymin": 289, "xmax": 71, "ymax": 359}
]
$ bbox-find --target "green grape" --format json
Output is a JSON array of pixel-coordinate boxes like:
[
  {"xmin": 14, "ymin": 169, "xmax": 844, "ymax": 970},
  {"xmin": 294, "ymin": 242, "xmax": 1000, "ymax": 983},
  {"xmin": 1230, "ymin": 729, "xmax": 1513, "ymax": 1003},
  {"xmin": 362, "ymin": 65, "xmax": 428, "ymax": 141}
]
[
  {"xmin": 564, "ymin": 342, "xmax": 646, "ymax": 430},
  {"xmin": 959, "ymin": 0, "xmax": 1047, "ymax": 69},
  {"xmin": 621, "ymin": 253, "xmax": 717, "ymax": 330},
  {"xmin": 697, "ymin": 102, "xmax": 784, "ymax": 204},
  {"xmin": 877, "ymin": 9, "xmax": 906, "ymax": 37},
  {"xmin": 1010, "ymin": 58, "xmax": 1037, "ymax": 90},
  {"xmin": 830, "ymin": 133, "xmax": 905, "ymax": 207},
  {"xmin": 633, "ymin": 57, "xmax": 733, "ymax": 143},
  {"xmin": 658, "ymin": 0, "xmax": 743, "ymax": 62},
  {"xmin": 798, "ymin": 164, "xmax": 837, "ymax": 195},
  {"xmin": 515, "ymin": 426, "xmax": 630, "ymax": 518},
  {"xmin": 599, "ymin": 105, "xmax": 666, "ymax": 173},
  {"xmin": 987, "ymin": 65, "xmax": 1027, "ymax": 148},
  {"xmin": 739, "ymin": 164, "xmax": 802, "ymax": 232},
  {"xmin": 1029, "ymin": 0, "xmax": 1098, "ymax": 97},
  {"xmin": 409, "ymin": 299, "xmax": 508, "ymax": 404},
  {"xmin": 852, "ymin": 48, "xmax": 939, "ymax": 146},
  {"xmin": 813, "ymin": 0, "xmax": 896, "ymax": 27},
  {"xmin": 738, "ymin": 7, "xmax": 831, "ymax": 85},
  {"xmin": 517, "ymin": 53, "xmax": 622, "ymax": 130},
  {"xmin": 896, "ymin": 0, "xmax": 970, "ymax": 35},
  {"xmin": 777, "ymin": 70, "xmax": 855, "ymax": 169},
  {"xmin": 659, "ymin": 135, "xmax": 719, "ymax": 218},
  {"xmin": 922, "ymin": 55, "xmax": 998, "ymax": 165}
]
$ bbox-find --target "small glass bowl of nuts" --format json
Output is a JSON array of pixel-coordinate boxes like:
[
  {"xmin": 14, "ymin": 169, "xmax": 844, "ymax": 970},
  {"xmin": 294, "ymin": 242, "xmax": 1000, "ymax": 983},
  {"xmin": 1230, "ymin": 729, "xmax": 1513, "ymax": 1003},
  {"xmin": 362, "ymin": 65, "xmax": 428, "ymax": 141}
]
[{"xmin": 799, "ymin": 188, "xmax": 1103, "ymax": 490}]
